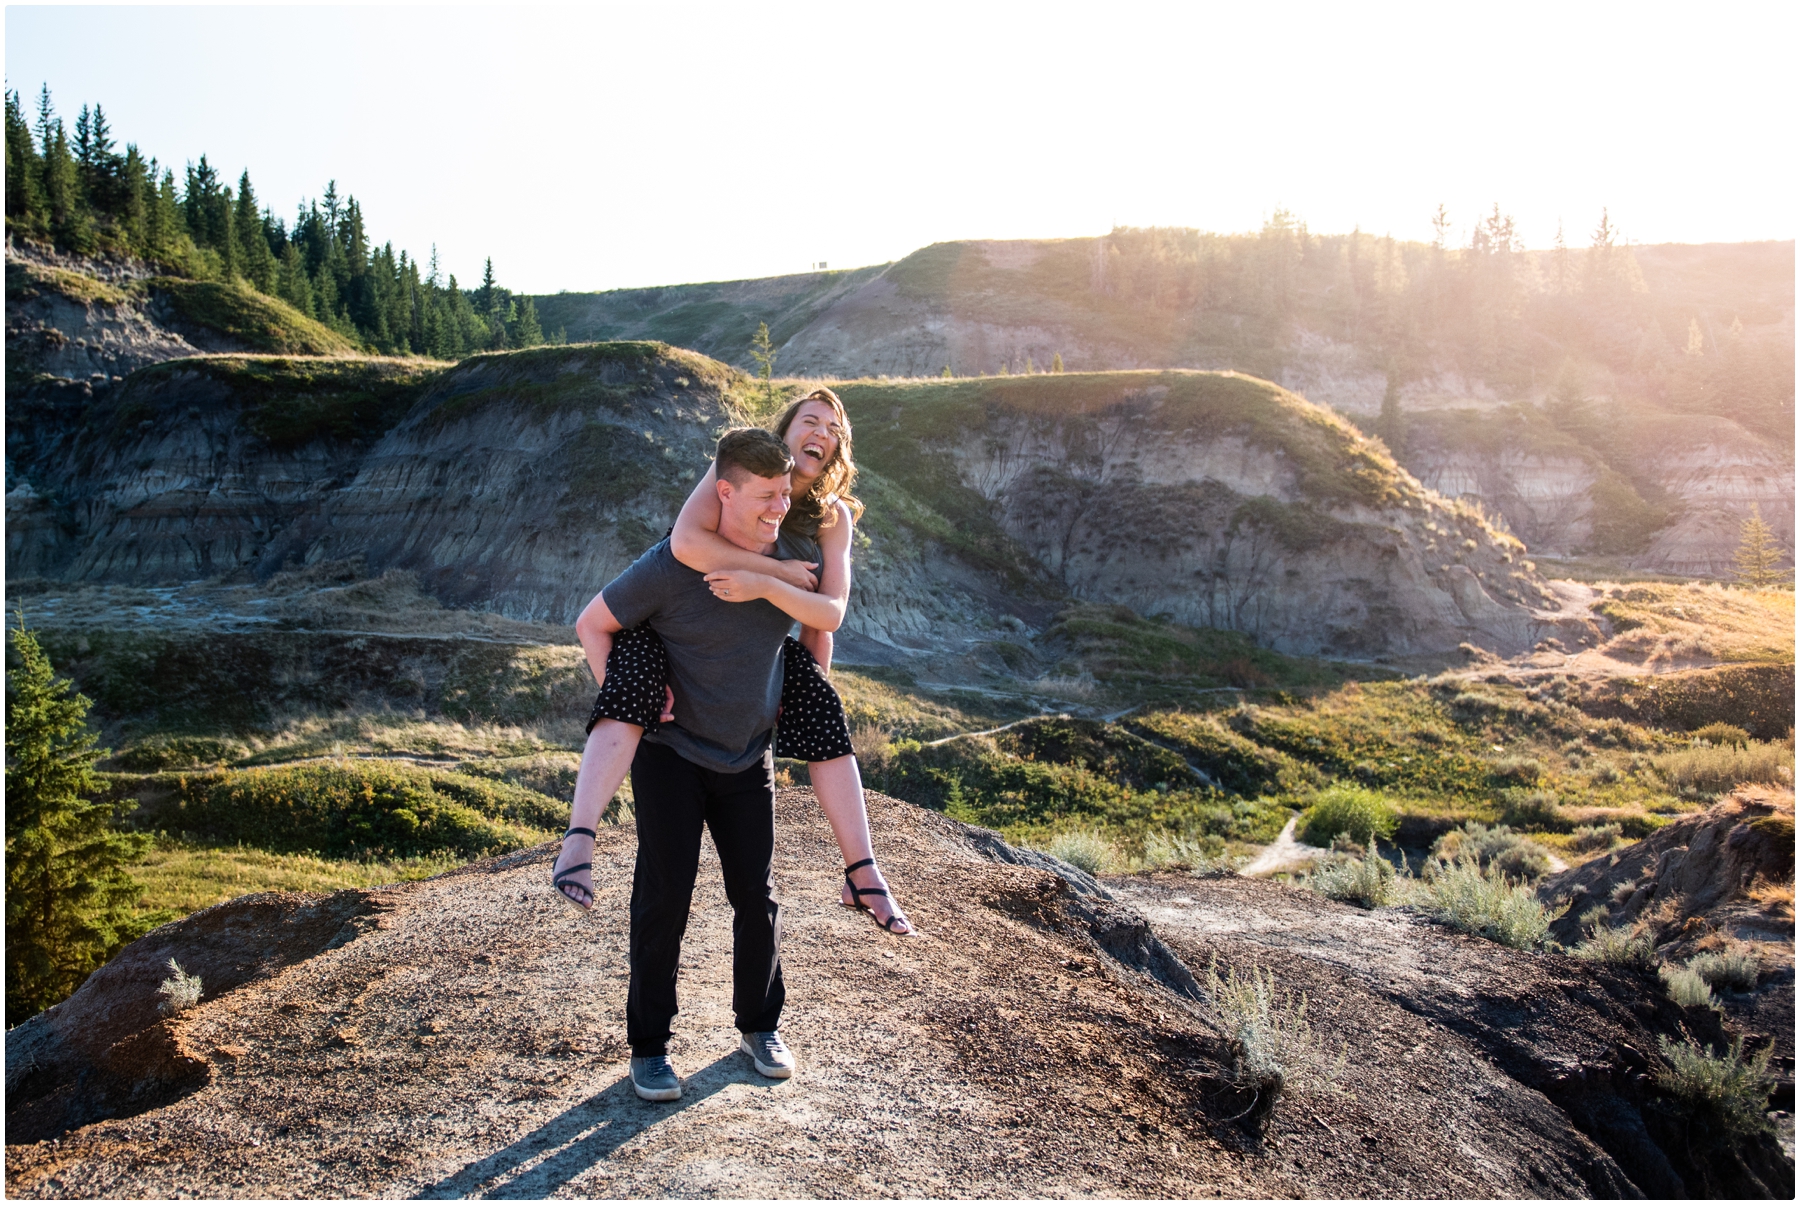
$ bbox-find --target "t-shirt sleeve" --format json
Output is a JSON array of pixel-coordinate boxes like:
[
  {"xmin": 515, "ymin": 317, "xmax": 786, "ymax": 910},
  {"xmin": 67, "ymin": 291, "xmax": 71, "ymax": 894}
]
[{"xmin": 600, "ymin": 545, "xmax": 671, "ymax": 629}]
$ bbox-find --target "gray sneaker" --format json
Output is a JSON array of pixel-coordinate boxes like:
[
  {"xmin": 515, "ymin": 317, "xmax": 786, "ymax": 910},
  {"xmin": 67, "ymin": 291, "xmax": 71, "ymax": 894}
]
[
  {"xmin": 739, "ymin": 1030, "xmax": 795, "ymax": 1079},
  {"xmin": 630, "ymin": 1055, "xmax": 681, "ymax": 1101}
]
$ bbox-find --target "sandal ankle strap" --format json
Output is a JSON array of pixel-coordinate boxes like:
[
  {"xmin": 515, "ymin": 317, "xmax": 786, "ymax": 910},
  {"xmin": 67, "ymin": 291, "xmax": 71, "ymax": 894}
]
[{"xmin": 843, "ymin": 857, "xmax": 877, "ymax": 877}]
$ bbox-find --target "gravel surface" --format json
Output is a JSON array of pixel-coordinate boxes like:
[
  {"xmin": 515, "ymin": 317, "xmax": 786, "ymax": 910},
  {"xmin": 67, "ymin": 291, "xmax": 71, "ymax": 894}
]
[{"xmin": 6, "ymin": 789, "xmax": 1791, "ymax": 1198}]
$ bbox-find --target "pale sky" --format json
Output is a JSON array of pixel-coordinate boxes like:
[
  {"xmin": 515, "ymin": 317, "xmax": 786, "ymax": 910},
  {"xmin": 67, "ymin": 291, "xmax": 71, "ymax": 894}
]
[{"xmin": 6, "ymin": 2, "xmax": 1795, "ymax": 294}]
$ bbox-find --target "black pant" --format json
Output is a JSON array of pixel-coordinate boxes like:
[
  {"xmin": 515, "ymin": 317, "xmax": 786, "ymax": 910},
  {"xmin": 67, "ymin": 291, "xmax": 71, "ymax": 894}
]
[{"xmin": 625, "ymin": 739, "xmax": 785, "ymax": 1057}]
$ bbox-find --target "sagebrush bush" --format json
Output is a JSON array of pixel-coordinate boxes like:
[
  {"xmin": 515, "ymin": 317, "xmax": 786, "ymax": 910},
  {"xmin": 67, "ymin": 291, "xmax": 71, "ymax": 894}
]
[
  {"xmin": 157, "ymin": 958, "xmax": 203, "ymax": 1015},
  {"xmin": 1570, "ymin": 822, "xmax": 1623, "ymax": 853},
  {"xmin": 1298, "ymin": 786, "xmax": 1397, "ymax": 847},
  {"xmin": 1416, "ymin": 858, "xmax": 1558, "ymax": 948},
  {"xmin": 1040, "ymin": 829, "xmax": 1115, "ymax": 875},
  {"xmin": 1204, "ymin": 958, "xmax": 1344, "ymax": 1126},
  {"xmin": 1498, "ymin": 789, "xmax": 1566, "ymax": 832},
  {"xmin": 1431, "ymin": 822, "xmax": 1552, "ymax": 881},
  {"xmin": 1653, "ymin": 740, "xmax": 1793, "ymax": 797},
  {"xmin": 1572, "ymin": 923, "xmax": 1658, "ymax": 969},
  {"xmin": 1308, "ymin": 845, "xmax": 1401, "ymax": 908},
  {"xmin": 1660, "ymin": 963, "xmax": 1718, "ymax": 1009},
  {"xmin": 1687, "ymin": 947, "xmax": 1759, "ymax": 992},
  {"xmin": 1691, "ymin": 722, "xmax": 1751, "ymax": 748},
  {"xmin": 1655, "ymin": 1033, "xmax": 1776, "ymax": 1136},
  {"xmin": 1140, "ymin": 832, "xmax": 1230, "ymax": 875}
]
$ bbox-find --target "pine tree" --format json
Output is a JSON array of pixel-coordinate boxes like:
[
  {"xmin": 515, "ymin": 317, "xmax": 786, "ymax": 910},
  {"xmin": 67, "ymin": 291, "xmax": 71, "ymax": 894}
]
[
  {"xmin": 1377, "ymin": 374, "xmax": 1405, "ymax": 452},
  {"xmin": 513, "ymin": 295, "xmax": 544, "ymax": 347},
  {"xmin": 6, "ymin": 617, "xmax": 157, "ymax": 1025},
  {"xmin": 1051, "ymin": 353, "xmax": 1064, "ymax": 373},
  {"xmin": 4, "ymin": 89, "xmax": 43, "ymax": 229},
  {"xmin": 1732, "ymin": 505, "xmax": 1785, "ymax": 588},
  {"xmin": 233, "ymin": 171, "xmax": 277, "ymax": 291},
  {"xmin": 749, "ymin": 321, "xmax": 779, "ymax": 412}
]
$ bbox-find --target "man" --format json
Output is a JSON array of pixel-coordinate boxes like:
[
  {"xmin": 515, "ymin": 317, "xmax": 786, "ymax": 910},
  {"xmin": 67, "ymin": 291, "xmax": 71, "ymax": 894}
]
[{"xmin": 573, "ymin": 427, "xmax": 819, "ymax": 1102}]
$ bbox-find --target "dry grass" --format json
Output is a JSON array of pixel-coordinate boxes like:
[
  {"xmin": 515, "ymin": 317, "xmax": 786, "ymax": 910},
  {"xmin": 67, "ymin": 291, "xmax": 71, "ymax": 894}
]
[
  {"xmin": 1651, "ymin": 740, "xmax": 1794, "ymax": 799},
  {"xmin": 1594, "ymin": 582, "xmax": 1794, "ymax": 666},
  {"xmin": 133, "ymin": 838, "xmax": 465, "ymax": 916},
  {"xmin": 240, "ymin": 711, "xmax": 564, "ymax": 766},
  {"xmin": 1747, "ymin": 878, "xmax": 1794, "ymax": 919}
]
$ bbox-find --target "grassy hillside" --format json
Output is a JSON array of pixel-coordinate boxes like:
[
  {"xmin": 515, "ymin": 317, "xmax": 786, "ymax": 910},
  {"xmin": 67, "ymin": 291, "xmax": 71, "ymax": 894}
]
[
  {"xmin": 149, "ymin": 278, "xmax": 359, "ymax": 355},
  {"xmin": 532, "ymin": 265, "xmax": 887, "ymax": 368}
]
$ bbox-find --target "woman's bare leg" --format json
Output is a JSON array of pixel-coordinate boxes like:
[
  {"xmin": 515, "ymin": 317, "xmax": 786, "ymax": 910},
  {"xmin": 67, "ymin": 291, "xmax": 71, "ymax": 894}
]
[
  {"xmin": 809, "ymin": 755, "xmax": 912, "ymax": 935},
  {"xmin": 553, "ymin": 719, "xmax": 642, "ymax": 908}
]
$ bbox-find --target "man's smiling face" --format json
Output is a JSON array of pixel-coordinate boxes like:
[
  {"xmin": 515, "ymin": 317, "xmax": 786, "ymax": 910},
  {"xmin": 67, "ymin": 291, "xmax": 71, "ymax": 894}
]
[{"xmin": 717, "ymin": 470, "xmax": 793, "ymax": 551}]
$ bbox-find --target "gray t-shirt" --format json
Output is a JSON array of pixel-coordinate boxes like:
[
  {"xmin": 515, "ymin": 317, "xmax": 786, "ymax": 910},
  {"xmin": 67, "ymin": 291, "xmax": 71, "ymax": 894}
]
[{"xmin": 601, "ymin": 531, "xmax": 820, "ymax": 774}]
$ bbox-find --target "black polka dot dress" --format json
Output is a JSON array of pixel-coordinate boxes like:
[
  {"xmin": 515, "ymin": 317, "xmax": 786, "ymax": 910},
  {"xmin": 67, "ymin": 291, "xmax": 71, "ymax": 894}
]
[
  {"xmin": 585, "ymin": 624, "xmax": 670, "ymax": 733},
  {"xmin": 773, "ymin": 635, "xmax": 855, "ymax": 761},
  {"xmin": 585, "ymin": 626, "xmax": 855, "ymax": 761}
]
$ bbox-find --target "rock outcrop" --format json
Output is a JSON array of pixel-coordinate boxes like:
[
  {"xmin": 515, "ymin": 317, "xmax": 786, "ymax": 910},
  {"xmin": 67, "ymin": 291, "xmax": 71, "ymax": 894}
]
[
  {"xmin": 8, "ymin": 341, "xmax": 1581, "ymax": 659},
  {"xmin": 7, "ymin": 789, "xmax": 1789, "ymax": 1198}
]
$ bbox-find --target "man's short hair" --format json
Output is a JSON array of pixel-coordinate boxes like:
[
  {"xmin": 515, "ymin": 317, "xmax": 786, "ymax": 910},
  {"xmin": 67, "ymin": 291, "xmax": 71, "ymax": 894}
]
[{"xmin": 716, "ymin": 427, "xmax": 794, "ymax": 485}]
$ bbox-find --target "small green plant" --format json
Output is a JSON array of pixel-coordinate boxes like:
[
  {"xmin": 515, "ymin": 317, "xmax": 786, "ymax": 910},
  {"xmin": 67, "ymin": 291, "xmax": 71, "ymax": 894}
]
[
  {"xmin": 1655, "ymin": 1031, "xmax": 1776, "ymax": 1136},
  {"xmin": 1571, "ymin": 922, "xmax": 1658, "ymax": 969},
  {"xmin": 1416, "ymin": 858, "xmax": 1559, "ymax": 948},
  {"xmin": 1687, "ymin": 946, "xmax": 1758, "ymax": 992},
  {"xmin": 1307, "ymin": 844, "xmax": 1402, "ymax": 908},
  {"xmin": 1498, "ymin": 789, "xmax": 1564, "ymax": 831},
  {"xmin": 1204, "ymin": 958, "xmax": 1345, "ymax": 1127},
  {"xmin": 1660, "ymin": 963, "xmax": 1718, "ymax": 1010},
  {"xmin": 1040, "ymin": 829, "xmax": 1115, "ymax": 876},
  {"xmin": 156, "ymin": 957, "xmax": 203, "ymax": 1015},
  {"xmin": 1431, "ymin": 822, "xmax": 1553, "ymax": 881},
  {"xmin": 1140, "ymin": 832, "xmax": 1230, "ymax": 875},
  {"xmin": 1691, "ymin": 722, "xmax": 1751, "ymax": 748},
  {"xmin": 1569, "ymin": 822, "xmax": 1623, "ymax": 853},
  {"xmin": 1298, "ymin": 785, "xmax": 1397, "ymax": 847}
]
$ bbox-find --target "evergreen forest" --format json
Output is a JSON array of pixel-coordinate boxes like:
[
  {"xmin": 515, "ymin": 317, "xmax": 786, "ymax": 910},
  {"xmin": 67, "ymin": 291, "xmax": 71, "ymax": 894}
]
[{"xmin": 4, "ymin": 86, "xmax": 550, "ymax": 357}]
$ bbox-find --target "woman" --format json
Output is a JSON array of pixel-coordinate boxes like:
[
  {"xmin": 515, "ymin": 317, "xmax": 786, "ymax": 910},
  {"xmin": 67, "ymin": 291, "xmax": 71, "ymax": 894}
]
[{"xmin": 551, "ymin": 387, "xmax": 913, "ymax": 936}]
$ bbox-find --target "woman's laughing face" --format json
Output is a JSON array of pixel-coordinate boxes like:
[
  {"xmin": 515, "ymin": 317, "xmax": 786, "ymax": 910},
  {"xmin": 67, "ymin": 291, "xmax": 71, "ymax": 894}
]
[{"xmin": 785, "ymin": 400, "xmax": 841, "ymax": 480}]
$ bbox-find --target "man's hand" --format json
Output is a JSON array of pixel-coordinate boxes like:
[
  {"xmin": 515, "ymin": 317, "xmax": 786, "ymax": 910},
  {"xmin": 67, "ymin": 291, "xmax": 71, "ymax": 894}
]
[
  {"xmin": 703, "ymin": 569, "xmax": 773, "ymax": 603},
  {"xmin": 660, "ymin": 685, "xmax": 675, "ymax": 724},
  {"xmin": 766, "ymin": 559, "xmax": 819, "ymax": 592}
]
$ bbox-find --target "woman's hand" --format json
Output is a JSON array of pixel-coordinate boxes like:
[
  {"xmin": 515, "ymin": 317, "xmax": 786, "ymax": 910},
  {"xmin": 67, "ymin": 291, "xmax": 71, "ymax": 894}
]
[
  {"xmin": 703, "ymin": 570, "xmax": 774, "ymax": 603},
  {"xmin": 766, "ymin": 559, "xmax": 819, "ymax": 592}
]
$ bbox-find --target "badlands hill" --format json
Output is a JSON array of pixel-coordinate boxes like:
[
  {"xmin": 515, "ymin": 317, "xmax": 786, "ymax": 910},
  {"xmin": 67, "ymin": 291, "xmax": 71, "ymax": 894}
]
[
  {"xmin": 5, "ymin": 788, "xmax": 1792, "ymax": 1198},
  {"xmin": 6, "ymin": 330, "xmax": 1574, "ymax": 660},
  {"xmin": 535, "ymin": 235, "xmax": 1795, "ymax": 579}
]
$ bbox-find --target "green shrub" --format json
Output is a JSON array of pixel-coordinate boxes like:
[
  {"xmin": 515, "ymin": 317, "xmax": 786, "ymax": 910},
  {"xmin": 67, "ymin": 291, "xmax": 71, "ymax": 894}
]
[
  {"xmin": 1691, "ymin": 722, "xmax": 1751, "ymax": 748},
  {"xmin": 114, "ymin": 735, "xmax": 249, "ymax": 771},
  {"xmin": 1038, "ymin": 829, "xmax": 1115, "ymax": 875},
  {"xmin": 1307, "ymin": 846, "xmax": 1401, "ymax": 908},
  {"xmin": 1140, "ymin": 831, "xmax": 1231, "ymax": 875},
  {"xmin": 1204, "ymin": 958, "xmax": 1345, "ymax": 1128},
  {"xmin": 169, "ymin": 761, "xmax": 560, "ymax": 858},
  {"xmin": 1687, "ymin": 947, "xmax": 1759, "ymax": 992},
  {"xmin": 1491, "ymin": 756, "xmax": 1544, "ymax": 785},
  {"xmin": 1570, "ymin": 822, "xmax": 1623, "ymax": 853},
  {"xmin": 1431, "ymin": 822, "xmax": 1553, "ymax": 881},
  {"xmin": 1653, "ymin": 740, "xmax": 1794, "ymax": 797},
  {"xmin": 1499, "ymin": 789, "xmax": 1566, "ymax": 831},
  {"xmin": 1298, "ymin": 786, "xmax": 1397, "ymax": 847},
  {"xmin": 1655, "ymin": 1033, "xmax": 1776, "ymax": 1137},
  {"xmin": 1416, "ymin": 858, "xmax": 1559, "ymax": 948},
  {"xmin": 1571, "ymin": 923, "xmax": 1658, "ymax": 969},
  {"xmin": 1660, "ymin": 963, "xmax": 1718, "ymax": 1010}
]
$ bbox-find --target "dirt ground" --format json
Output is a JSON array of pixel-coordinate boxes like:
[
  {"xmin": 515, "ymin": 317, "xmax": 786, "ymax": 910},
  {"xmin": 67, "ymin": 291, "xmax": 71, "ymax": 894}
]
[{"xmin": 6, "ymin": 789, "xmax": 1793, "ymax": 1199}]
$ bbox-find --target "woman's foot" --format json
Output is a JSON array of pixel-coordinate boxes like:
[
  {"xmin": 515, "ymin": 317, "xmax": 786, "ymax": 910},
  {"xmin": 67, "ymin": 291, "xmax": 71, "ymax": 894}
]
[
  {"xmin": 841, "ymin": 859, "xmax": 914, "ymax": 936},
  {"xmin": 551, "ymin": 828, "xmax": 597, "ymax": 911}
]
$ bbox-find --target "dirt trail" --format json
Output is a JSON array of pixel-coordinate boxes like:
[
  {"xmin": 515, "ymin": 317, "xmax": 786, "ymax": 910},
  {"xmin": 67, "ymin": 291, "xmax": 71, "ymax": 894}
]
[
  {"xmin": 6, "ymin": 791, "xmax": 1791, "ymax": 1199},
  {"xmin": 1238, "ymin": 815, "xmax": 1324, "ymax": 877}
]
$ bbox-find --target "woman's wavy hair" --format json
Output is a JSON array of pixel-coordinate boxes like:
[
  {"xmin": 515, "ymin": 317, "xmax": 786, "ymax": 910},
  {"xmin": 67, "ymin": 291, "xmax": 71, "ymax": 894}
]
[{"xmin": 771, "ymin": 387, "xmax": 864, "ymax": 534}]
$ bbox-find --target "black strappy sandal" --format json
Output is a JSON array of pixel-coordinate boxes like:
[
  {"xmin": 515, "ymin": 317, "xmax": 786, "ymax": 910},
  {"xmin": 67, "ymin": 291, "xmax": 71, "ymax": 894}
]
[
  {"xmin": 552, "ymin": 827, "xmax": 597, "ymax": 914},
  {"xmin": 842, "ymin": 857, "xmax": 915, "ymax": 936}
]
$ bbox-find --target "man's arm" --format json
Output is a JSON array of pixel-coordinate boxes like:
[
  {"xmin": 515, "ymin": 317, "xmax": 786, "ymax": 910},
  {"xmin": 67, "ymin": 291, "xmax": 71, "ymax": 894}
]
[
  {"xmin": 671, "ymin": 463, "xmax": 817, "ymax": 590},
  {"xmin": 575, "ymin": 589, "xmax": 625, "ymax": 686}
]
